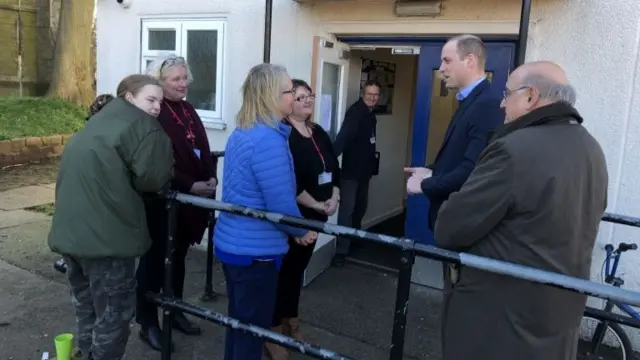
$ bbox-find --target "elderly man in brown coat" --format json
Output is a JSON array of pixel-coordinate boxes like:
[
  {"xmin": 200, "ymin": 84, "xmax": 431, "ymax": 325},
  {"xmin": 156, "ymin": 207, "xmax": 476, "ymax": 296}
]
[{"xmin": 434, "ymin": 61, "xmax": 608, "ymax": 360}]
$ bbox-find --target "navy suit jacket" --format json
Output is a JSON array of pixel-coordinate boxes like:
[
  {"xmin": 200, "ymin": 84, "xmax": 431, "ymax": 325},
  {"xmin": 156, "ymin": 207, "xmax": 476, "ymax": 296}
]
[{"xmin": 420, "ymin": 79, "xmax": 504, "ymax": 228}]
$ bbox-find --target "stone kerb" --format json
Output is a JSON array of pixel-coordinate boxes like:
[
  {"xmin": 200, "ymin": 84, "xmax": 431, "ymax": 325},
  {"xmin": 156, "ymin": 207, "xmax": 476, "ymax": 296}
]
[{"xmin": 0, "ymin": 134, "xmax": 72, "ymax": 166}]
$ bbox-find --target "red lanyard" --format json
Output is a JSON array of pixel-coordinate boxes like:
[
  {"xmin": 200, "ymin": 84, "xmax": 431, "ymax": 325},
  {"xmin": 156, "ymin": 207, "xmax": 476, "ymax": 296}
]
[
  {"xmin": 165, "ymin": 101, "xmax": 196, "ymax": 145},
  {"xmin": 307, "ymin": 129, "xmax": 326, "ymax": 171}
]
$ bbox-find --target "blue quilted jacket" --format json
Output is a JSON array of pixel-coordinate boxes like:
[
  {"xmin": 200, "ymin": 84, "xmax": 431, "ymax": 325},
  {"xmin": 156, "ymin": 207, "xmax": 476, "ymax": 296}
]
[{"xmin": 214, "ymin": 121, "xmax": 307, "ymax": 258}]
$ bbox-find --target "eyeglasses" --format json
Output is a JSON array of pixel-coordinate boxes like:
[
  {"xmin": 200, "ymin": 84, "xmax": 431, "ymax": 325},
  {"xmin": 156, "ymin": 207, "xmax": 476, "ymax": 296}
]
[
  {"xmin": 295, "ymin": 94, "xmax": 316, "ymax": 102},
  {"xmin": 160, "ymin": 56, "xmax": 186, "ymax": 72},
  {"xmin": 503, "ymin": 86, "xmax": 529, "ymax": 100}
]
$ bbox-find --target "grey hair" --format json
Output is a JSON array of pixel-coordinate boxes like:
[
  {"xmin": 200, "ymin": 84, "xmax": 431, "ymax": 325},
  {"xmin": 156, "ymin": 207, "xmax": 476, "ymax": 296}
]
[
  {"xmin": 521, "ymin": 74, "xmax": 577, "ymax": 106},
  {"xmin": 145, "ymin": 53, "xmax": 194, "ymax": 83}
]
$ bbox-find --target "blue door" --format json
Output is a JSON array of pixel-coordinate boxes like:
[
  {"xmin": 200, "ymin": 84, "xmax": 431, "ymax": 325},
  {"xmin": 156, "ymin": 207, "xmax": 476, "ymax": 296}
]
[{"xmin": 405, "ymin": 42, "xmax": 516, "ymax": 245}]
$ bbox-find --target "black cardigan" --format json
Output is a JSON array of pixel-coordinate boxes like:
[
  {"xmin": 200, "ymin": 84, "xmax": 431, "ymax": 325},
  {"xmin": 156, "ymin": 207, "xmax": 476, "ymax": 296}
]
[{"xmin": 288, "ymin": 123, "xmax": 341, "ymax": 221}]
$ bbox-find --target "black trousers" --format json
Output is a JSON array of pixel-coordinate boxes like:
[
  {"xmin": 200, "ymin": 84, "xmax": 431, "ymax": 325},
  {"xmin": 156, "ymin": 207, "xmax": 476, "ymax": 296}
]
[
  {"xmin": 135, "ymin": 224, "xmax": 191, "ymax": 328},
  {"xmin": 271, "ymin": 237, "xmax": 316, "ymax": 326},
  {"xmin": 336, "ymin": 178, "xmax": 370, "ymax": 255}
]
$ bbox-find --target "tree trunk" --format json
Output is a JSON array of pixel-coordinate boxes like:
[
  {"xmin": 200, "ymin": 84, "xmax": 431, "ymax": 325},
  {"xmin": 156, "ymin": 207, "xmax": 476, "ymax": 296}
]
[{"xmin": 46, "ymin": 0, "xmax": 95, "ymax": 106}]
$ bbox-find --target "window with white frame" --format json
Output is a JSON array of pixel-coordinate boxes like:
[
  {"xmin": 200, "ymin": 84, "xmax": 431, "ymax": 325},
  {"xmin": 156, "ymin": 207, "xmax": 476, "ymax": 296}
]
[{"xmin": 141, "ymin": 19, "xmax": 225, "ymax": 124}]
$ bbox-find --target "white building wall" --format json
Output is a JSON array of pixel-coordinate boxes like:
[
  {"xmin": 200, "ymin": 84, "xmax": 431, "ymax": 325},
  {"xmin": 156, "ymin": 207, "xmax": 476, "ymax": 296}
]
[
  {"xmin": 96, "ymin": 0, "xmax": 321, "ymax": 196},
  {"xmin": 97, "ymin": 0, "xmax": 640, "ymax": 346},
  {"xmin": 527, "ymin": 0, "xmax": 640, "ymax": 343}
]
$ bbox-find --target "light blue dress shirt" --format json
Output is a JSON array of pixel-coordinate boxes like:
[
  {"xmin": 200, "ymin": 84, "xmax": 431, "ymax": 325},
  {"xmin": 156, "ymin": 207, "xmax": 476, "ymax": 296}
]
[{"xmin": 456, "ymin": 76, "xmax": 486, "ymax": 101}]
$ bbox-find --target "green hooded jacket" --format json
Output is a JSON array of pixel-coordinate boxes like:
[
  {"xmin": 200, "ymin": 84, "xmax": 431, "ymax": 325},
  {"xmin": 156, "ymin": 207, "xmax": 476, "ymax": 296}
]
[{"xmin": 48, "ymin": 98, "xmax": 173, "ymax": 258}]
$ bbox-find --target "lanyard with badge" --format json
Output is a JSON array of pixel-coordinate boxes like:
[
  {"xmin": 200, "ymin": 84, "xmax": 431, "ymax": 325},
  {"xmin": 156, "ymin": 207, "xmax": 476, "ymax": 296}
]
[
  {"xmin": 370, "ymin": 116, "xmax": 376, "ymax": 144},
  {"xmin": 308, "ymin": 128, "xmax": 333, "ymax": 185},
  {"xmin": 165, "ymin": 101, "xmax": 201, "ymax": 159}
]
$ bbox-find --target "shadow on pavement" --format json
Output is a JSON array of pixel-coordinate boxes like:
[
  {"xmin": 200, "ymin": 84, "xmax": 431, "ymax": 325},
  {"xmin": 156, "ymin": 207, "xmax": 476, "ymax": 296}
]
[{"xmin": 0, "ymin": 220, "xmax": 444, "ymax": 359}]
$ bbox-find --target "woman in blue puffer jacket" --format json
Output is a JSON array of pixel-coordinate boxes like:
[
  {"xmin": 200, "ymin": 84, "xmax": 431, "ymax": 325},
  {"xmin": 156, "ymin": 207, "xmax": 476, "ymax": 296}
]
[{"xmin": 214, "ymin": 63, "xmax": 318, "ymax": 360}]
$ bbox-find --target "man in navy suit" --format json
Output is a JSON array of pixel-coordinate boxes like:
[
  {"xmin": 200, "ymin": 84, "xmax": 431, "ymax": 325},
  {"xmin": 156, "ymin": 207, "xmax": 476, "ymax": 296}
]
[
  {"xmin": 405, "ymin": 34, "xmax": 504, "ymax": 352},
  {"xmin": 405, "ymin": 34, "xmax": 503, "ymax": 230}
]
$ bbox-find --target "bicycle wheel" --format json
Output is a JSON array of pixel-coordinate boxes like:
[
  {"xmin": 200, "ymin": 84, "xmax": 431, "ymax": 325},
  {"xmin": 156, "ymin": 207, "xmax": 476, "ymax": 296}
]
[{"xmin": 578, "ymin": 315, "xmax": 634, "ymax": 360}]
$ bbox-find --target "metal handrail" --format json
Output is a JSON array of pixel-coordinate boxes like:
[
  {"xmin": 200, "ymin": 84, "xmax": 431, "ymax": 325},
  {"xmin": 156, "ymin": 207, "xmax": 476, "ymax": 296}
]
[
  {"xmin": 151, "ymin": 190, "xmax": 640, "ymax": 360},
  {"xmin": 52, "ymin": 148, "xmax": 640, "ymax": 359},
  {"xmin": 177, "ymin": 192, "xmax": 640, "ymax": 307},
  {"xmin": 149, "ymin": 293, "xmax": 352, "ymax": 360}
]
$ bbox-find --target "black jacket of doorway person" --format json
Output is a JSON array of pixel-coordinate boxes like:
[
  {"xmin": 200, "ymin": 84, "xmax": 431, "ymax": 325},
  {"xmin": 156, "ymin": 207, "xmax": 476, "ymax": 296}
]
[
  {"xmin": 422, "ymin": 79, "xmax": 503, "ymax": 229},
  {"xmin": 333, "ymin": 98, "xmax": 378, "ymax": 182}
]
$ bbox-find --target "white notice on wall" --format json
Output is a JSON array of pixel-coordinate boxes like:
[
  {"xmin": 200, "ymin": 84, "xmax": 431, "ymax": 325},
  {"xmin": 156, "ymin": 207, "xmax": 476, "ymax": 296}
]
[{"xmin": 319, "ymin": 94, "xmax": 333, "ymax": 132}]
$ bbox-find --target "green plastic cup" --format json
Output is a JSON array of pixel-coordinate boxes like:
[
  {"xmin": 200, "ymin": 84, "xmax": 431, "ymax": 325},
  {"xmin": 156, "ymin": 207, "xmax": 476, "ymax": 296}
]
[{"xmin": 54, "ymin": 333, "xmax": 74, "ymax": 360}]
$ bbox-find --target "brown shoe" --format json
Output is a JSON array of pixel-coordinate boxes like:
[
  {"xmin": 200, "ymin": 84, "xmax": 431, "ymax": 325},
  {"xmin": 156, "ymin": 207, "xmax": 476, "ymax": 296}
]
[
  {"xmin": 264, "ymin": 326, "xmax": 290, "ymax": 360},
  {"xmin": 284, "ymin": 318, "xmax": 302, "ymax": 341}
]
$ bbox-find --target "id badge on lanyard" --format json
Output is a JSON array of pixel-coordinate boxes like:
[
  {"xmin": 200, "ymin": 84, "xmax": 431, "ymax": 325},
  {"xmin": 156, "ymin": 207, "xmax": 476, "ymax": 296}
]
[
  {"xmin": 318, "ymin": 172, "xmax": 332, "ymax": 185},
  {"xmin": 193, "ymin": 148, "xmax": 201, "ymax": 159},
  {"xmin": 310, "ymin": 133, "xmax": 332, "ymax": 185}
]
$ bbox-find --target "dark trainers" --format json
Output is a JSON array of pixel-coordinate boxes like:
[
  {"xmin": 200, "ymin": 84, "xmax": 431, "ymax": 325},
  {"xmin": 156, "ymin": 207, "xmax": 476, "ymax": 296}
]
[
  {"xmin": 139, "ymin": 326, "xmax": 175, "ymax": 352},
  {"xmin": 332, "ymin": 254, "xmax": 346, "ymax": 267},
  {"xmin": 172, "ymin": 312, "xmax": 202, "ymax": 335}
]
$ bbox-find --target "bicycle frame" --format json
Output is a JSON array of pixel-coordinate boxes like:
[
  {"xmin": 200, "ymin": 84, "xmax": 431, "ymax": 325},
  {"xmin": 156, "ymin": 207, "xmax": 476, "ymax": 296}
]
[{"xmin": 603, "ymin": 247, "xmax": 640, "ymax": 320}]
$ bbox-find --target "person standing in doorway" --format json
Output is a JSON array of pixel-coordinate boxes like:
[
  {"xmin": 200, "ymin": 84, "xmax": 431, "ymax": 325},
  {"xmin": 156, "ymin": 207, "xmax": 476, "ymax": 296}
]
[
  {"xmin": 332, "ymin": 80, "xmax": 380, "ymax": 266},
  {"xmin": 434, "ymin": 61, "xmax": 608, "ymax": 360},
  {"xmin": 404, "ymin": 34, "xmax": 504, "ymax": 346}
]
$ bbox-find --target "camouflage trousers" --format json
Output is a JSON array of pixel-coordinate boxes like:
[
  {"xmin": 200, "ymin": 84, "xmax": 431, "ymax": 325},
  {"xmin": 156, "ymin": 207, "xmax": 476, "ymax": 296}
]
[{"xmin": 63, "ymin": 256, "xmax": 137, "ymax": 360}]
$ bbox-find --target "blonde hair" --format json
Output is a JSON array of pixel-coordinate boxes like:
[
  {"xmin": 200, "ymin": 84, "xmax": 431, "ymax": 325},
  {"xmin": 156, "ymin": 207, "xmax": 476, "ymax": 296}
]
[
  {"xmin": 145, "ymin": 53, "xmax": 194, "ymax": 84},
  {"xmin": 236, "ymin": 63, "xmax": 290, "ymax": 129}
]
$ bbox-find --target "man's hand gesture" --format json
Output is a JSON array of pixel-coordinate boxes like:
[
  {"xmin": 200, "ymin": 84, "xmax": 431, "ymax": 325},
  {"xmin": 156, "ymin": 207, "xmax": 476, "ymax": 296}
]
[{"xmin": 403, "ymin": 167, "xmax": 432, "ymax": 179}]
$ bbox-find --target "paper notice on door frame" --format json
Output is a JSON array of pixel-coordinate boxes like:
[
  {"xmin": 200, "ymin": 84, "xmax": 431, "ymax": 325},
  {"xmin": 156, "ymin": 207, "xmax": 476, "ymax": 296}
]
[{"xmin": 319, "ymin": 94, "xmax": 333, "ymax": 132}]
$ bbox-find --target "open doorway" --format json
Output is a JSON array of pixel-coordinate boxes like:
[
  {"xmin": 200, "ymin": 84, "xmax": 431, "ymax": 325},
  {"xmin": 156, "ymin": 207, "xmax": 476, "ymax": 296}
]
[
  {"xmin": 340, "ymin": 45, "xmax": 476, "ymax": 271},
  {"xmin": 339, "ymin": 42, "xmax": 515, "ymax": 275},
  {"xmin": 305, "ymin": 37, "xmax": 516, "ymax": 286},
  {"xmin": 342, "ymin": 46, "xmax": 418, "ymax": 271}
]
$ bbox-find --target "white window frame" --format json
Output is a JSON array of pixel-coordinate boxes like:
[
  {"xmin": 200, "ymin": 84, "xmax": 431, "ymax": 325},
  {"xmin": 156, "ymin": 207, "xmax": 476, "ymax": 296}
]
[{"xmin": 140, "ymin": 19, "xmax": 226, "ymax": 129}]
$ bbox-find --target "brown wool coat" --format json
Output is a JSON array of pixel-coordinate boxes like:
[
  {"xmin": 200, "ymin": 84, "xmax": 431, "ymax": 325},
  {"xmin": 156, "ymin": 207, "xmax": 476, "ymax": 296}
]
[{"xmin": 434, "ymin": 102, "xmax": 609, "ymax": 360}]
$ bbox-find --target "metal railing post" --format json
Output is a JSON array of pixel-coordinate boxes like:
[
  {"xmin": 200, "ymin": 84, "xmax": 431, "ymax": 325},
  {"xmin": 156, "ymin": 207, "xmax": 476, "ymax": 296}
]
[
  {"xmin": 389, "ymin": 245, "xmax": 415, "ymax": 360},
  {"xmin": 201, "ymin": 211, "xmax": 218, "ymax": 301},
  {"xmin": 161, "ymin": 192, "xmax": 178, "ymax": 360},
  {"xmin": 201, "ymin": 151, "xmax": 222, "ymax": 301}
]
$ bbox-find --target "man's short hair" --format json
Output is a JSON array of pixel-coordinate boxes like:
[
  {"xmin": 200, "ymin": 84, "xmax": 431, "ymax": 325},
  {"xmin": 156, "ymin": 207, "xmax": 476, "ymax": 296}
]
[
  {"xmin": 448, "ymin": 34, "xmax": 487, "ymax": 69},
  {"xmin": 363, "ymin": 80, "xmax": 381, "ymax": 90}
]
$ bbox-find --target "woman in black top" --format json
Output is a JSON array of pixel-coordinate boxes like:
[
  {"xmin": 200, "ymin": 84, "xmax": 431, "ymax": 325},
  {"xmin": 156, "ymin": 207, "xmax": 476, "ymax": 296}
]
[{"xmin": 265, "ymin": 79, "xmax": 340, "ymax": 359}]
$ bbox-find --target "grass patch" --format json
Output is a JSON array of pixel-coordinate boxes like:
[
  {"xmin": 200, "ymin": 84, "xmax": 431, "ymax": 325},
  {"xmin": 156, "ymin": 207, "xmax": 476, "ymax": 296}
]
[
  {"xmin": 25, "ymin": 203, "xmax": 56, "ymax": 216},
  {"xmin": 0, "ymin": 97, "xmax": 86, "ymax": 140}
]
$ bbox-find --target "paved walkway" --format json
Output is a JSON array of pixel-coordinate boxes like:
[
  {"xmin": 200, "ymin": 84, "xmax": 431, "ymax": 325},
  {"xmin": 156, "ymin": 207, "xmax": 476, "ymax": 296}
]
[
  {"xmin": 0, "ymin": 184, "xmax": 444, "ymax": 359},
  {"xmin": 0, "ymin": 183, "xmax": 55, "ymax": 229}
]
